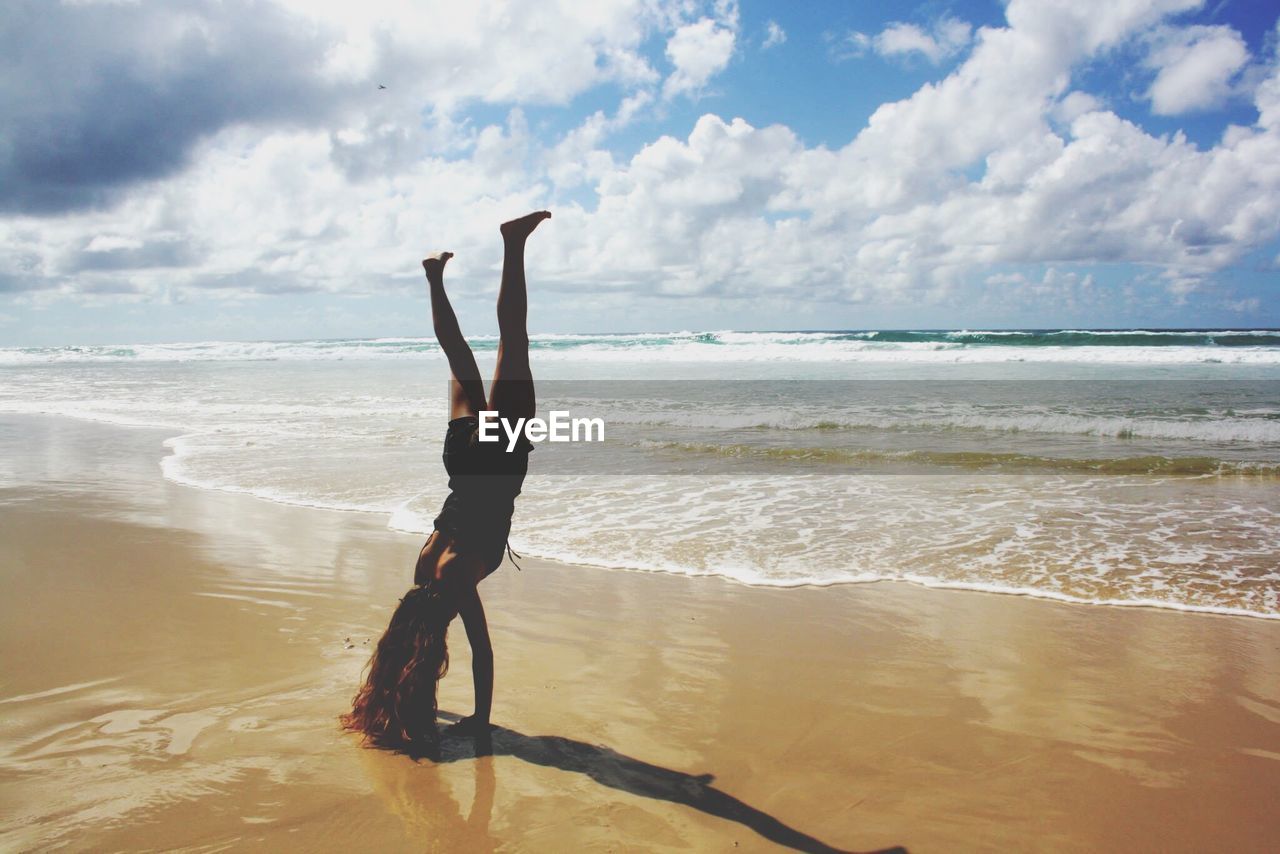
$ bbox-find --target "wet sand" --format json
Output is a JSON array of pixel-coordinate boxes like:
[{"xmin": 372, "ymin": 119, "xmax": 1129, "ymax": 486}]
[{"xmin": 1, "ymin": 415, "xmax": 1278, "ymax": 852}]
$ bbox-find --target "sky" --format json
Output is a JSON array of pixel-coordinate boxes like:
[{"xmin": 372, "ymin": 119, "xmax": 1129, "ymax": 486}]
[{"xmin": 1, "ymin": 0, "xmax": 1279, "ymax": 346}]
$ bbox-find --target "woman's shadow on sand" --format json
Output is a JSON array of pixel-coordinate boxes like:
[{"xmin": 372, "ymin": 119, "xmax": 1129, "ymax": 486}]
[{"xmin": 417, "ymin": 711, "xmax": 907, "ymax": 854}]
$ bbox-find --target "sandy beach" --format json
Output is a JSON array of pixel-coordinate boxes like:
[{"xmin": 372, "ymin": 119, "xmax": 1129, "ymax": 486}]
[
  {"xmin": 1, "ymin": 414, "xmax": 1278, "ymax": 852},
  {"xmin": 8, "ymin": 0, "xmax": 1280, "ymax": 848}
]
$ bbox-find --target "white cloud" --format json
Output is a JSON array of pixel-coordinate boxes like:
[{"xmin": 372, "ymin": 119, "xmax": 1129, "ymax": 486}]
[
  {"xmin": 839, "ymin": 15, "xmax": 973, "ymax": 64},
  {"xmin": 84, "ymin": 235, "xmax": 143, "ymax": 253},
  {"xmin": 4, "ymin": 0, "xmax": 1280, "ymax": 326},
  {"xmin": 1051, "ymin": 91, "xmax": 1105, "ymax": 124},
  {"xmin": 662, "ymin": 18, "xmax": 737, "ymax": 99},
  {"xmin": 541, "ymin": 0, "xmax": 1280, "ymax": 303},
  {"xmin": 831, "ymin": 30, "xmax": 872, "ymax": 61},
  {"xmin": 763, "ymin": 20, "xmax": 786, "ymax": 49},
  {"xmin": 875, "ymin": 17, "xmax": 973, "ymax": 64},
  {"xmin": 275, "ymin": 0, "xmax": 665, "ymax": 104},
  {"xmin": 982, "ymin": 268, "xmax": 1099, "ymax": 314},
  {"xmin": 1144, "ymin": 24, "xmax": 1250, "ymax": 115},
  {"xmin": 0, "ymin": 0, "xmax": 682, "ymax": 215},
  {"xmin": 1225, "ymin": 296, "xmax": 1261, "ymax": 313},
  {"xmin": 544, "ymin": 91, "xmax": 654, "ymax": 190},
  {"xmin": 1004, "ymin": 0, "xmax": 1202, "ymax": 53}
]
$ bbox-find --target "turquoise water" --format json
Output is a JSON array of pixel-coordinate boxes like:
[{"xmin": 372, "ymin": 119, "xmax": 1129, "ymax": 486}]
[{"xmin": 5, "ymin": 328, "xmax": 1280, "ymax": 364}]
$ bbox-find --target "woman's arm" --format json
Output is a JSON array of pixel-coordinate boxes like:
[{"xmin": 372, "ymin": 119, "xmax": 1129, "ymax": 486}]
[{"xmin": 455, "ymin": 584, "xmax": 494, "ymax": 729}]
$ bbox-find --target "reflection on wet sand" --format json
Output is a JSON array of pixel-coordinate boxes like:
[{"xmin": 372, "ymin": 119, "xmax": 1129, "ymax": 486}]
[
  {"xmin": 2, "ymin": 415, "xmax": 1278, "ymax": 851},
  {"xmin": 360, "ymin": 742, "xmax": 497, "ymax": 854}
]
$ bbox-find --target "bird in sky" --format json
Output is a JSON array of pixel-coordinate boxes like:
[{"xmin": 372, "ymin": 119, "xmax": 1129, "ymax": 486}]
[{"xmin": 378, "ymin": 84, "xmax": 387, "ymax": 90}]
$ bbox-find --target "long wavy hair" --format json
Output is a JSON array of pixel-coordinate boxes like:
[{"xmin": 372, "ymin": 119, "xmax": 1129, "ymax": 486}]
[{"xmin": 341, "ymin": 584, "xmax": 458, "ymax": 750}]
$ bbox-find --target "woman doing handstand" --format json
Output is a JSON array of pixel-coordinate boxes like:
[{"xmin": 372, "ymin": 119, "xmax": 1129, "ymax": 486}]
[{"xmin": 342, "ymin": 210, "xmax": 551, "ymax": 751}]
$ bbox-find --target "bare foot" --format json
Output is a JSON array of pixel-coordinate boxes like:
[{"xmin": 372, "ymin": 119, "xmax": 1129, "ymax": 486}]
[
  {"xmin": 500, "ymin": 211, "xmax": 551, "ymax": 242},
  {"xmin": 422, "ymin": 251, "xmax": 453, "ymax": 281}
]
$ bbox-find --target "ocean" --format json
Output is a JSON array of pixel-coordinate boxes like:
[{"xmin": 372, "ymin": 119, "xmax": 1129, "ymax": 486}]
[{"xmin": 2, "ymin": 329, "xmax": 1277, "ymax": 619}]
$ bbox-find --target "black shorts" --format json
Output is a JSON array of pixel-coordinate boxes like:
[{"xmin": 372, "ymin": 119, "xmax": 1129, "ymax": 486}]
[
  {"xmin": 432, "ymin": 415, "xmax": 531, "ymax": 574},
  {"xmin": 440, "ymin": 415, "xmax": 533, "ymax": 477}
]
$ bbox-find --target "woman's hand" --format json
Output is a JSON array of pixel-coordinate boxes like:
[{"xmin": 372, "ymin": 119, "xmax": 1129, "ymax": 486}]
[{"xmin": 445, "ymin": 714, "xmax": 495, "ymax": 736}]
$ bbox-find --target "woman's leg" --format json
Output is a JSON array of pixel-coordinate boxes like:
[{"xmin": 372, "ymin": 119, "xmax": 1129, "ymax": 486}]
[
  {"xmin": 424, "ymin": 252, "xmax": 487, "ymax": 419},
  {"xmin": 488, "ymin": 212, "xmax": 550, "ymax": 420}
]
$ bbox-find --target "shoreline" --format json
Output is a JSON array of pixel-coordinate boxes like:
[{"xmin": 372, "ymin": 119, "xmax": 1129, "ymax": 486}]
[
  {"xmin": 5, "ymin": 409, "xmax": 1276, "ymax": 623},
  {"xmin": 2, "ymin": 414, "xmax": 1279, "ymax": 850}
]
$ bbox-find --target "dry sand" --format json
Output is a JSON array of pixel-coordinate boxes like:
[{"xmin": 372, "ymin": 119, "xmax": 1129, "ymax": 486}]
[{"xmin": 1, "ymin": 415, "xmax": 1278, "ymax": 852}]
